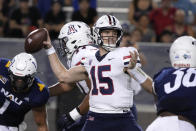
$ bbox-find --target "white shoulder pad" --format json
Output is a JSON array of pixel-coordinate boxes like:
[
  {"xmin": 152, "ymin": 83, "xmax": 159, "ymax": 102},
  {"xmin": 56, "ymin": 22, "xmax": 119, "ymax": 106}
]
[{"xmin": 71, "ymin": 46, "xmax": 98, "ymax": 67}]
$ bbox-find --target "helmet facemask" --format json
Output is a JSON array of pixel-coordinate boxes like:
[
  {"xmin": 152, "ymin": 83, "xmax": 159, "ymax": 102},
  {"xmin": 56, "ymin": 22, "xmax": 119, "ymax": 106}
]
[
  {"xmin": 9, "ymin": 71, "xmax": 34, "ymax": 93},
  {"xmin": 93, "ymin": 15, "xmax": 123, "ymax": 51},
  {"xmin": 8, "ymin": 52, "xmax": 37, "ymax": 93},
  {"xmin": 58, "ymin": 36, "xmax": 86, "ymax": 60},
  {"xmin": 57, "ymin": 37, "xmax": 71, "ymax": 58},
  {"xmin": 98, "ymin": 28, "xmax": 122, "ymax": 51}
]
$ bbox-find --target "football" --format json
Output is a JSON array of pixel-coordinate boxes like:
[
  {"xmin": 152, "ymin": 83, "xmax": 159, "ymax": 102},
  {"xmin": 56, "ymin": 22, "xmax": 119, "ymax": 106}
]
[{"xmin": 24, "ymin": 28, "xmax": 47, "ymax": 53}]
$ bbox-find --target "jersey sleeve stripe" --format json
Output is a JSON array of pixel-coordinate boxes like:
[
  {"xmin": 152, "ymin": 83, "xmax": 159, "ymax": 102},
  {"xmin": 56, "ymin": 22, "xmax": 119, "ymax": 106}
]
[
  {"xmin": 124, "ymin": 62, "xmax": 129, "ymax": 65},
  {"xmin": 123, "ymin": 55, "xmax": 131, "ymax": 60},
  {"xmin": 75, "ymin": 61, "xmax": 81, "ymax": 66},
  {"xmin": 75, "ymin": 57, "xmax": 86, "ymax": 66}
]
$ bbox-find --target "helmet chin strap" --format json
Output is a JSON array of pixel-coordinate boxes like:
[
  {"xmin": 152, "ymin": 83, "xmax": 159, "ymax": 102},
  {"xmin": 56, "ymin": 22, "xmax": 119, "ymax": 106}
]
[
  {"xmin": 102, "ymin": 44, "xmax": 116, "ymax": 51},
  {"xmin": 99, "ymin": 36, "xmax": 117, "ymax": 51}
]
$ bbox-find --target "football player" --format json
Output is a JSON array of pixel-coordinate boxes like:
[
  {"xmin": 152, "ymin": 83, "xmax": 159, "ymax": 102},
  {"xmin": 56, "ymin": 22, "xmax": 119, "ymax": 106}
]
[
  {"xmin": 48, "ymin": 21, "xmax": 97, "ymax": 131},
  {"xmin": 0, "ymin": 52, "xmax": 49, "ymax": 131},
  {"xmin": 126, "ymin": 36, "xmax": 196, "ymax": 131},
  {"xmin": 44, "ymin": 15, "xmax": 143, "ymax": 131}
]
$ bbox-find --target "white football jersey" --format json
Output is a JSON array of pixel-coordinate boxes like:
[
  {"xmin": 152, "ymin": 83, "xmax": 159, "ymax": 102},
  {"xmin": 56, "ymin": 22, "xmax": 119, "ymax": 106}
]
[
  {"xmin": 67, "ymin": 46, "xmax": 98, "ymax": 94},
  {"xmin": 82, "ymin": 47, "xmax": 140, "ymax": 113}
]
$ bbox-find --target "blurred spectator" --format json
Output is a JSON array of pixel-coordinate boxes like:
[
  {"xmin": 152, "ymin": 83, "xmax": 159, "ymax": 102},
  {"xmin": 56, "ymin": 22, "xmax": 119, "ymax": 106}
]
[
  {"xmin": 121, "ymin": 32, "xmax": 132, "ymax": 47},
  {"xmin": 128, "ymin": 0, "xmax": 157, "ymax": 27},
  {"xmin": 37, "ymin": 0, "xmax": 70, "ymax": 18},
  {"xmin": 137, "ymin": 13, "xmax": 156, "ymax": 42},
  {"xmin": 44, "ymin": 1, "xmax": 66, "ymax": 39},
  {"xmin": 28, "ymin": 0, "xmax": 38, "ymax": 6},
  {"xmin": 159, "ymin": 30, "xmax": 173, "ymax": 43},
  {"xmin": 37, "ymin": 0, "xmax": 52, "ymax": 18},
  {"xmin": 63, "ymin": 0, "xmax": 72, "ymax": 6},
  {"xmin": 71, "ymin": 0, "xmax": 97, "ymax": 27},
  {"xmin": 149, "ymin": 0, "xmax": 176, "ymax": 40},
  {"xmin": 0, "ymin": 0, "xmax": 16, "ymax": 37},
  {"xmin": 130, "ymin": 28, "xmax": 143, "ymax": 43},
  {"xmin": 172, "ymin": 9, "xmax": 194, "ymax": 40},
  {"xmin": 73, "ymin": 0, "xmax": 96, "ymax": 11},
  {"xmin": 172, "ymin": 0, "xmax": 196, "ymax": 25},
  {"xmin": 2, "ymin": 0, "xmax": 16, "ymax": 17},
  {"xmin": 0, "ymin": 0, "xmax": 7, "ymax": 37},
  {"xmin": 9, "ymin": 0, "xmax": 43, "ymax": 38},
  {"xmin": 121, "ymin": 22, "xmax": 137, "ymax": 36}
]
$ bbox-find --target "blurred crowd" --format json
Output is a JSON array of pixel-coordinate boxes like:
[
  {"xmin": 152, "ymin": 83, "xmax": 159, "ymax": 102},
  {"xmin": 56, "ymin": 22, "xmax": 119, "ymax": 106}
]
[
  {"xmin": 0, "ymin": 0, "xmax": 196, "ymax": 43},
  {"xmin": 0, "ymin": 0, "xmax": 97, "ymax": 39},
  {"xmin": 127, "ymin": 0, "xmax": 196, "ymax": 43}
]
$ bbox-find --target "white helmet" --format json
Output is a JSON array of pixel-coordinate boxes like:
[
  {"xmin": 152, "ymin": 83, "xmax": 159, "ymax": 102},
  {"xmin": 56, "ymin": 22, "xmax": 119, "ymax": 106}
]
[
  {"xmin": 9, "ymin": 52, "xmax": 37, "ymax": 92},
  {"xmin": 57, "ymin": 21, "xmax": 93, "ymax": 59},
  {"xmin": 170, "ymin": 36, "xmax": 196, "ymax": 68},
  {"xmin": 93, "ymin": 15, "xmax": 123, "ymax": 51}
]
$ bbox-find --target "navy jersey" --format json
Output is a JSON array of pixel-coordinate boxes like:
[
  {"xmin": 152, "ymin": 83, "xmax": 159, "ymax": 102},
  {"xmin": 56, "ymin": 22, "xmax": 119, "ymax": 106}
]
[
  {"xmin": 0, "ymin": 58, "xmax": 49, "ymax": 126},
  {"xmin": 153, "ymin": 67, "xmax": 196, "ymax": 124}
]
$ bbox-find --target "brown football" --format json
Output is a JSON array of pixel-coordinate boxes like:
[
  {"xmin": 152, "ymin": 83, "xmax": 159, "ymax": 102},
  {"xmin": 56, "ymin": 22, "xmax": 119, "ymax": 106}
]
[{"xmin": 24, "ymin": 28, "xmax": 47, "ymax": 53}]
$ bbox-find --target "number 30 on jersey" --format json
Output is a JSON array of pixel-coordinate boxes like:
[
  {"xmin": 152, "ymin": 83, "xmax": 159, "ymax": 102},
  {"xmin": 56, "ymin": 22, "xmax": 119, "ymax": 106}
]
[{"xmin": 164, "ymin": 68, "xmax": 196, "ymax": 94}]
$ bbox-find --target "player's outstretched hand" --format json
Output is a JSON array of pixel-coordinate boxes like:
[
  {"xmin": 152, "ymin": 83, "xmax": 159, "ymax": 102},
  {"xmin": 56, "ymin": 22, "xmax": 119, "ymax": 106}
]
[
  {"xmin": 128, "ymin": 51, "xmax": 138, "ymax": 69},
  {"xmin": 43, "ymin": 29, "xmax": 52, "ymax": 49},
  {"xmin": 57, "ymin": 113, "xmax": 75, "ymax": 130}
]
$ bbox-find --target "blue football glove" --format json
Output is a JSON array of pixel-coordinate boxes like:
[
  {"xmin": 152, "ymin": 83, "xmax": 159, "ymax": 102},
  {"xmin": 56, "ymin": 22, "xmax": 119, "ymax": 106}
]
[{"xmin": 57, "ymin": 107, "xmax": 82, "ymax": 130}]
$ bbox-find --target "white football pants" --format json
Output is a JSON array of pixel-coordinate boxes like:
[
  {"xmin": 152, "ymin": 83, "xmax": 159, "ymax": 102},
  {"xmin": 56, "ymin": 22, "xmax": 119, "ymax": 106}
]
[
  {"xmin": 146, "ymin": 116, "xmax": 196, "ymax": 131},
  {"xmin": 0, "ymin": 121, "xmax": 27, "ymax": 131}
]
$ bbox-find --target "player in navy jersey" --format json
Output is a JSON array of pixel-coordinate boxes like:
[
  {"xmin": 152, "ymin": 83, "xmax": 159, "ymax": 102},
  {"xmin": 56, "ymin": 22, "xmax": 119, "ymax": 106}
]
[
  {"xmin": 126, "ymin": 36, "xmax": 196, "ymax": 131},
  {"xmin": 0, "ymin": 52, "xmax": 49, "ymax": 131},
  {"xmin": 44, "ymin": 15, "xmax": 143, "ymax": 131}
]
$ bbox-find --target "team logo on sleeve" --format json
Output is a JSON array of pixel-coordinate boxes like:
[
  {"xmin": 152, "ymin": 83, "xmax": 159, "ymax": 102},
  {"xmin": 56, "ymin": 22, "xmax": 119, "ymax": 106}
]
[
  {"xmin": 5, "ymin": 61, "xmax": 11, "ymax": 68},
  {"xmin": 0, "ymin": 75, "xmax": 8, "ymax": 84},
  {"xmin": 37, "ymin": 83, "xmax": 45, "ymax": 92}
]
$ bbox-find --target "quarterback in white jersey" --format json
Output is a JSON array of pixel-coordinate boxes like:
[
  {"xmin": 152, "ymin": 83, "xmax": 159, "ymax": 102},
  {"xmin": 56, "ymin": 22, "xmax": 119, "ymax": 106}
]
[
  {"xmin": 82, "ymin": 47, "xmax": 139, "ymax": 113},
  {"xmin": 44, "ymin": 15, "xmax": 143, "ymax": 131}
]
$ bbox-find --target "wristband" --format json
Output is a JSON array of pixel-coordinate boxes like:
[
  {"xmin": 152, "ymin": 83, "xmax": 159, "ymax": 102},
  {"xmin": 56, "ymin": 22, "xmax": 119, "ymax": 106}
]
[
  {"xmin": 45, "ymin": 46, "xmax": 55, "ymax": 55},
  {"xmin": 69, "ymin": 107, "xmax": 82, "ymax": 121},
  {"xmin": 127, "ymin": 67, "xmax": 148, "ymax": 84}
]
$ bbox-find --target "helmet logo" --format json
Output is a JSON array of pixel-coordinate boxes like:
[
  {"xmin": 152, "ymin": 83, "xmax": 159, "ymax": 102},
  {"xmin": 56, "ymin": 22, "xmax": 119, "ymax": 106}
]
[
  {"xmin": 67, "ymin": 25, "xmax": 78, "ymax": 35},
  {"xmin": 175, "ymin": 55, "xmax": 179, "ymax": 59},
  {"xmin": 183, "ymin": 54, "xmax": 191, "ymax": 59}
]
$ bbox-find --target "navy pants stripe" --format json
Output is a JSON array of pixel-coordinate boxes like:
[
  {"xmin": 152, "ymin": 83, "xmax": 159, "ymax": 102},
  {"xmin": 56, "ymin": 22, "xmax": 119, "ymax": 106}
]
[{"xmin": 81, "ymin": 111, "xmax": 143, "ymax": 131}]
